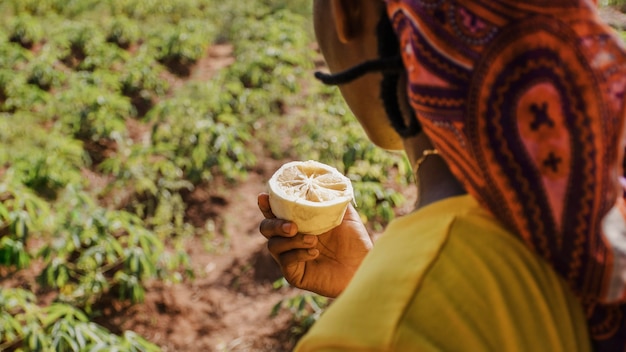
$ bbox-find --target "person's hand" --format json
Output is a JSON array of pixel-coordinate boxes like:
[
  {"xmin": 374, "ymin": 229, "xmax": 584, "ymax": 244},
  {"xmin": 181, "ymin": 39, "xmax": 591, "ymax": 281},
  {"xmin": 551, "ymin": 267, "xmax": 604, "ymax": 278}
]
[{"xmin": 258, "ymin": 192, "xmax": 373, "ymax": 298}]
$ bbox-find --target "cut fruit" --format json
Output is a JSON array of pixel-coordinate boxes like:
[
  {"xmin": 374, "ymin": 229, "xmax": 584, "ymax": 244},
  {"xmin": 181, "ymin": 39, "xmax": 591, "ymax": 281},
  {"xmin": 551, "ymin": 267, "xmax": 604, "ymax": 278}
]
[{"xmin": 268, "ymin": 160, "xmax": 354, "ymax": 235}]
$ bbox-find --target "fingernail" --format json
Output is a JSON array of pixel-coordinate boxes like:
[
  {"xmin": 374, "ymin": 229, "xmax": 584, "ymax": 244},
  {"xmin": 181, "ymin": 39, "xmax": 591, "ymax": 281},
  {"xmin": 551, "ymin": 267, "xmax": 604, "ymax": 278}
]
[
  {"xmin": 303, "ymin": 235, "xmax": 315, "ymax": 244},
  {"xmin": 308, "ymin": 248, "xmax": 318, "ymax": 256},
  {"xmin": 282, "ymin": 223, "xmax": 292, "ymax": 234}
]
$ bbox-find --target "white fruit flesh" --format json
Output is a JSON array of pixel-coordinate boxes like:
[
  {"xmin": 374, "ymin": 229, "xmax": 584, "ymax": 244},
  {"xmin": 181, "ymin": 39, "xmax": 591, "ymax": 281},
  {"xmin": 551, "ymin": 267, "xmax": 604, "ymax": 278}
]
[{"xmin": 268, "ymin": 160, "xmax": 353, "ymax": 235}]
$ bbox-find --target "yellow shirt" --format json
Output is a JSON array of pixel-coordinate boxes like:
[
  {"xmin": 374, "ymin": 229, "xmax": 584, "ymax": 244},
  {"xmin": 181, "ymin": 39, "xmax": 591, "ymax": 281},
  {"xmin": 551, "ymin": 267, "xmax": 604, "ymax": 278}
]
[{"xmin": 296, "ymin": 195, "xmax": 591, "ymax": 352}]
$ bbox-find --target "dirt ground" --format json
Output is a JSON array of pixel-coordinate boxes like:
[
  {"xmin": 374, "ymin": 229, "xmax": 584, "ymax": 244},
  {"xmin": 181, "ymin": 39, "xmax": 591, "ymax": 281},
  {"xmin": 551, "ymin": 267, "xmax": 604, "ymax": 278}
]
[{"xmin": 97, "ymin": 158, "xmax": 303, "ymax": 352}]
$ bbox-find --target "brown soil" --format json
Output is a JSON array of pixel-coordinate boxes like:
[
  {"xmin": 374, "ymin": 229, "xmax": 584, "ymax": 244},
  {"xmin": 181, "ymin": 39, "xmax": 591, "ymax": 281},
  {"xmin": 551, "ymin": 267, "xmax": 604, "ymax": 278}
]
[{"xmin": 96, "ymin": 161, "xmax": 302, "ymax": 351}]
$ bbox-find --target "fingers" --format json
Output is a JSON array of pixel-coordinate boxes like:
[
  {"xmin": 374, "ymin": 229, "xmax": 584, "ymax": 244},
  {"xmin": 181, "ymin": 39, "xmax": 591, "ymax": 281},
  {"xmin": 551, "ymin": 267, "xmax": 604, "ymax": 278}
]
[
  {"xmin": 266, "ymin": 233, "xmax": 319, "ymax": 267},
  {"xmin": 268, "ymin": 233, "xmax": 317, "ymax": 256},
  {"xmin": 258, "ymin": 192, "xmax": 320, "ymax": 267},
  {"xmin": 279, "ymin": 248, "xmax": 319, "ymax": 268},
  {"xmin": 259, "ymin": 193, "xmax": 302, "ymax": 240},
  {"xmin": 259, "ymin": 218, "xmax": 298, "ymax": 239},
  {"xmin": 258, "ymin": 193, "xmax": 275, "ymax": 219}
]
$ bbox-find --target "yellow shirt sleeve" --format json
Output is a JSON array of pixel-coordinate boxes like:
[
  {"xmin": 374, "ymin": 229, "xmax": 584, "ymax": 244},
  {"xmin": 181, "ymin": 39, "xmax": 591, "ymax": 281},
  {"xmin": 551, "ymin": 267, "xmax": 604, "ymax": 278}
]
[{"xmin": 295, "ymin": 195, "xmax": 591, "ymax": 352}]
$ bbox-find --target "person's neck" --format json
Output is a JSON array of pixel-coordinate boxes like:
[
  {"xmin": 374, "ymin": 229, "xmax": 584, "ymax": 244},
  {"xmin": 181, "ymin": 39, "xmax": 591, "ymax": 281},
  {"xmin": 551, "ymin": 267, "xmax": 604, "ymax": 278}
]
[{"xmin": 404, "ymin": 133, "xmax": 466, "ymax": 210}]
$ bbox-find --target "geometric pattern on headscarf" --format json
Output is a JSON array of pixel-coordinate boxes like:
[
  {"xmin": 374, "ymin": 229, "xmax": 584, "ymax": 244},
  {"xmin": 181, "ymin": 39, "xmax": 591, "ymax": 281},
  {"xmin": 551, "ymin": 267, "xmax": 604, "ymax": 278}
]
[{"xmin": 386, "ymin": 0, "xmax": 626, "ymax": 348}]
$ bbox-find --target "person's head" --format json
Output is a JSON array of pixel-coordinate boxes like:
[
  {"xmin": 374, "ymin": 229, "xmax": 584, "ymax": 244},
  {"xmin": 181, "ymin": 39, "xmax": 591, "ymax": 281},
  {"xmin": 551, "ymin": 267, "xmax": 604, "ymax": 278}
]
[{"xmin": 312, "ymin": 0, "xmax": 420, "ymax": 151}]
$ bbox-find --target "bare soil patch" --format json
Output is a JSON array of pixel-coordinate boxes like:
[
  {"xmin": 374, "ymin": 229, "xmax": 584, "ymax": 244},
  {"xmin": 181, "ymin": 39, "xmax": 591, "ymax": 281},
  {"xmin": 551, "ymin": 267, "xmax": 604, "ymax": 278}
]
[{"xmin": 94, "ymin": 155, "xmax": 301, "ymax": 352}]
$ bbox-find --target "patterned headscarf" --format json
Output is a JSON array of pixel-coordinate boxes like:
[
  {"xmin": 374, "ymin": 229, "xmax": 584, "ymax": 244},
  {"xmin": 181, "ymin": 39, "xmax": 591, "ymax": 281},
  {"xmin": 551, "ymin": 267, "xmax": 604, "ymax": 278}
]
[{"xmin": 385, "ymin": 0, "xmax": 626, "ymax": 349}]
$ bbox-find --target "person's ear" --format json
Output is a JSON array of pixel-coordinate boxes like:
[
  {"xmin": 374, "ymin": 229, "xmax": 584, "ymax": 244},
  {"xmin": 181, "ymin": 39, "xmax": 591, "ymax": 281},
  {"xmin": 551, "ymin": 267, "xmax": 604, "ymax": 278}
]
[{"xmin": 331, "ymin": 0, "xmax": 364, "ymax": 43}]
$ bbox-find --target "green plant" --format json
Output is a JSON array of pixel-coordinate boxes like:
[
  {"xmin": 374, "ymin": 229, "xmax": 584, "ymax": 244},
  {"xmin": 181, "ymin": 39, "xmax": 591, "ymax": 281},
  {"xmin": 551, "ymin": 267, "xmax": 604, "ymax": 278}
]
[
  {"xmin": 51, "ymin": 21, "xmax": 128, "ymax": 71},
  {"xmin": 53, "ymin": 22, "xmax": 99, "ymax": 69},
  {"xmin": 0, "ymin": 288, "xmax": 161, "ymax": 351},
  {"xmin": 4, "ymin": 0, "xmax": 54, "ymax": 16},
  {"xmin": 3, "ymin": 0, "xmax": 102, "ymax": 17},
  {"xmin": 106, "ymin": 16, "xmax": 141, "ymax": 48},
  {"xmin": 0, "ymin": 39, "xmax": 33, "ymax": 69},
  {"xmin": 149, "ymin": 19, "xmax": 215, "ymax": 75},
  {"xmin": 25, "ymin": 48, "xmax": 66, "ymax": 91},
  {"xmin": 118, "ymin": 48, "xmax": 169, "ymax": 116},
  {"xmin": 108, "ymin": 0, "xmax": 157, "ymax": 19},
  {"xmin": 271, "ymin": 278, "xmax": 329, "ymax": 341},
  {"xmin": 108, "ymin": 0, "xmax": 207, "ymax": 21},
  {"xmin": 0, "ymin": 112, "xmax": 87, "ymax": 198},
  {"xmin": 70, "ymin": 69, "xmax": 123, "ymax": 92},
  {"xmin": 50, "ymin": 81, "xmax": 131, "ymax": 143},
  {"xmin": 119, "ymin": 50, "xmax": 167, "ymax": 95},
  {"xmin": 49, "ymin": 0, "xmax": 103, "ymax": 18},
  {"xmin": 0, "ymin": 69, "xmax": 49, "ymax": 112},
  {"xmin": 99, "ymin": 144, "xmax": 196, "ymax": 242},
  {"xmin": 228, "ymin": 9, "xmax": 313, "ymax": 91},
  {"xmin": 82, "ymin": 42, "xmax": 129, "ymax": 72},
  {"xmin": 0, "ymin": 172, "xmax": 52, "ymax": 269},
  {"xmin": 37, "ymin": 188, "xmax": 165, "ymax": 307},
  {"xmin": 7, "ymin": 14, "xmax": 43, "ymax": 48},
  {"xmin": 148, "ymin": 82, "xmax": 256, "ymax": 184}
]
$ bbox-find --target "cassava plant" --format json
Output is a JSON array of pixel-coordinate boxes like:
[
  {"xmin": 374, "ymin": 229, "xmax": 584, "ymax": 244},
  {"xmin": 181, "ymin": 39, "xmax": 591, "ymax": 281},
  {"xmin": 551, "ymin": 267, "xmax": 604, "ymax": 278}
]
[
  {"xmin": 0, "ymin": 288, "xmax": 160, "ymax": 351},
  {"xmin": 37, "ymin": 187, "xmax": 166, "ymax": 308},
  {"xmin": 147, "ymin": 81, "xmax": 256, "ymax": 184},
  {"xmin": 7, "ymin": 14, "xmax": 43, "ymax": 49},
  {"xmin": 149, "ymin": 19, "xmax": 215, "ymax": 75},
  {"xmin": 0, "ymin": 172, "xmax": 52, "ymax": 270}
]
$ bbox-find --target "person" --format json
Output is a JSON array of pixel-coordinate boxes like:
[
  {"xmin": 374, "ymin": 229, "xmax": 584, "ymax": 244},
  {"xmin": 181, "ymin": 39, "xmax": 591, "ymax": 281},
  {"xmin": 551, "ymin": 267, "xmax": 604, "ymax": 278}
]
[{"xmin": 259, "ymin": 0, "xmax": 626, "ymax": 350}]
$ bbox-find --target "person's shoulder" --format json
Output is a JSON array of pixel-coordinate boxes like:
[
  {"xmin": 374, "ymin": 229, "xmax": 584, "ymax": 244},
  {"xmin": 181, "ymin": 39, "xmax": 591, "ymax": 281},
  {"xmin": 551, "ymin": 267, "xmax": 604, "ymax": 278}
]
[
  {"xmin": 327, "ymin": 194, "xmax": 488, "ymax": 312},
  {"xmin": 395, "ymin": 197, "xmax": 592, "ymax": 351},
  {"xmin": 297, "ymin": 195, "xmax": 590, "ymax": 351},
  {"xmin": 415, "ymin": 194, "xmax": 573, "ymax": 306},
  {"xmin": 294, "ymin": 196, "xmax": 476, "ymax": 351}
]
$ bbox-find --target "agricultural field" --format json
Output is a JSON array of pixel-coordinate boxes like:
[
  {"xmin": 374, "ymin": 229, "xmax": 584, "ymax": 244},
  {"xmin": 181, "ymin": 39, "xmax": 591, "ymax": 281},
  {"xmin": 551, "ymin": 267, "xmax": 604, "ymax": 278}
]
[
  {"xmin": 0, "ymin": 0, "xmax": 412, "ymax": 351},
  {"xmin": 3, "ymin": 1, "xmax": 626, "ymax": 351}
]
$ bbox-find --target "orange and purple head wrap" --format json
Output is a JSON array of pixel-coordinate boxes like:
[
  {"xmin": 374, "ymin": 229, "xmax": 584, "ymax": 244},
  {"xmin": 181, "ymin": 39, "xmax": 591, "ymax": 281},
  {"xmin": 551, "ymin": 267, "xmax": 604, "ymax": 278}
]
[{"xmin": 385, "ymin": 0, "xmax": 626, "ymax": 349}]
